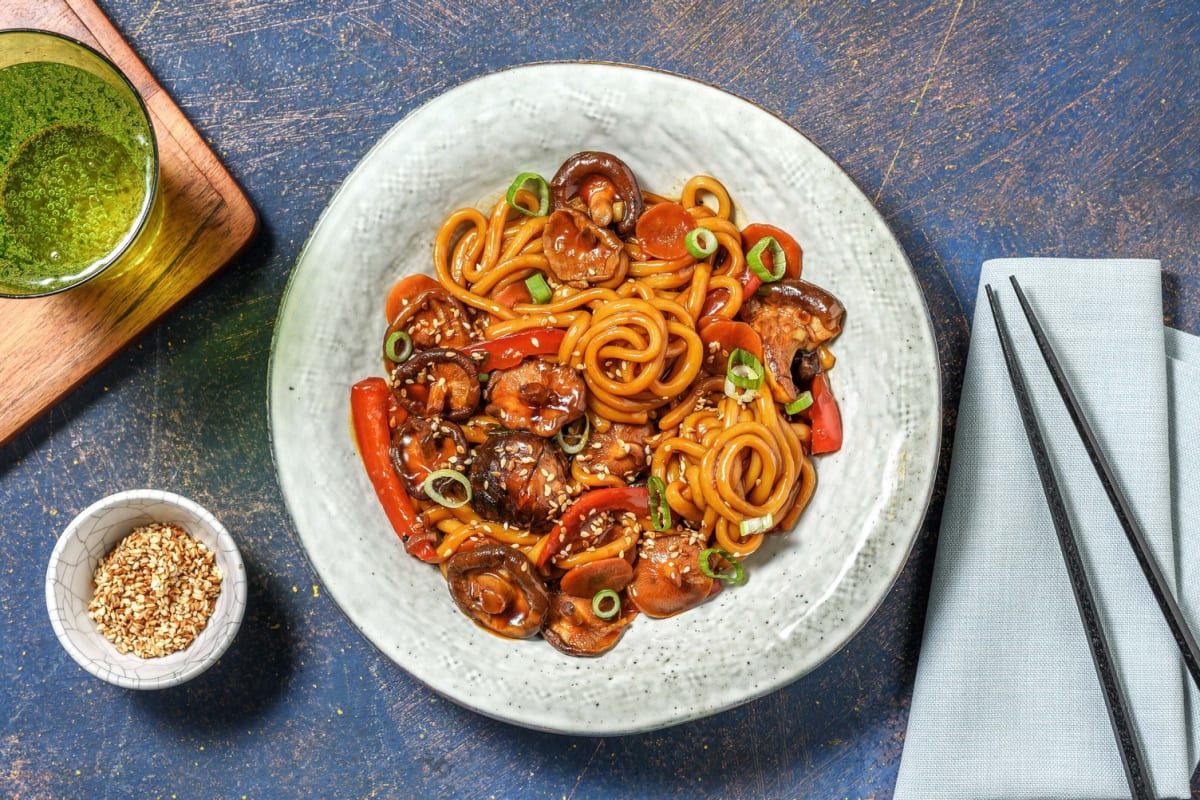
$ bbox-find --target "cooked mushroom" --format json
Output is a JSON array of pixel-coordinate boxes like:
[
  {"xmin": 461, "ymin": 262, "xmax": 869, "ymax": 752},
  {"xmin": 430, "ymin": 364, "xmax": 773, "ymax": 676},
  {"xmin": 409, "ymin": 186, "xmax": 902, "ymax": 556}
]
[
  {"xmin": 542, "ymin": 590, "xmax": 637, "ymax": 657},
  {"xmin": 792, "ymin": 348, "xmax": 823, "ymax": 386},
  {"xmin": 737, "ymin": 278, "xmax": 845, "ymax": 403},
  {"xmin": 542, "ymin": 209, "xmax": 628, "ymax": 288},
  {"xmin": 445, "ymin": 544, "xmax": 549, "ymax": 639},
  {"xmin": 628, "ymin": 533, "xmax": 721, "ymax": 618},
  {"xmin": 384, "ymin": 280, "xmax": 472, "ymax": 364},
  {"xmin": 549, "ymin": 150, "xmax": 644, "ymax": 236},
  {"xmin": 485, "ymin": 357, "xmax": 587, "ymax": 437},
  {"xmin": 391, "ymin": 348, "xmax": 481, "ymax": 421},
  {"xmin": 389, "ymin": 416, "xmax": 468, "ymax": 498},
  {"xmin": 469, "ymin": 431, "xmax": 571, "ymax": 533},
  {"xmin": 574, "ymin": 421, "xmax": 654, "ymax": 483}
]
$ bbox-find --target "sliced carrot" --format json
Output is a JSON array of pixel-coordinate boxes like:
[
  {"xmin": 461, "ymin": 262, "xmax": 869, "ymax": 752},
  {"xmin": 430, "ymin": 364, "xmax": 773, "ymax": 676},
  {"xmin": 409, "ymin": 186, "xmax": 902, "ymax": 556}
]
[
  {"xmin": 741, "ymin": 223, "xmax": 802, "ymax": 279},
  {"xmin": 635, "ymin": 201, "xmax": 697, "ymax": 260},
  {"xmin": 488, "ymin": 281, "xmax": 533, "ymax": 324},
  {"xmin": 493, "ymin": 281, "xmax": 532, "ymax": 309},
  {"xmin": 698, "ymin": 317, "xmax": 765, "ymax": 373},
  {"xmin": 560, "ymin": 558, "xmax": 635, "ymax": 597},
  {"xmin": 384, "ymin": 273, "xmax": 440, "ymax": 324}
]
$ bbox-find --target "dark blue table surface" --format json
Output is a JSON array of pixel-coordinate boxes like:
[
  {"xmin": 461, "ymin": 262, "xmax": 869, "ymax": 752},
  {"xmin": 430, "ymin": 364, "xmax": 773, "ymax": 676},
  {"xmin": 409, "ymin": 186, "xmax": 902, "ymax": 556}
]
[{"xmin": 4, "ymin": 2, "xmax": 1198, "ymax": 798}]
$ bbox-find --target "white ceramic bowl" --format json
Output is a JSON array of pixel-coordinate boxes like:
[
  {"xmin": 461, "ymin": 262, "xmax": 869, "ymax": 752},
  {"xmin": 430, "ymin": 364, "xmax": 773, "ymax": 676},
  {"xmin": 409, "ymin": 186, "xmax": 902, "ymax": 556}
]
[
  {"xmin": 45, "ymin": 489, "xmax": 247, "ymax": 689},
  {"xmin": 269, "ymin": 63, "xmax": 941, "ymax": 734}
]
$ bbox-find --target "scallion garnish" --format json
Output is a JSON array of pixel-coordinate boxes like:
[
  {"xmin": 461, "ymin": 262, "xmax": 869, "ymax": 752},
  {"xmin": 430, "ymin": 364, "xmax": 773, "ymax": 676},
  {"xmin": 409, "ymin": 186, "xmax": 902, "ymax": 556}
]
[
  {"xmin": 423, "ymin": 469, "xmax": 472, "ymax": 508},
  {"xmin": 747, "ymin": 236, "xmax": 786, "ymax": 283},
  {"xmin": 785, "ymin": 391, "xmax": 813, "ymax": 414},
  {"xmin": 739, "ymin": 512, "xmax": 774, "ymax": 537},
  {"xmin": 555, "ymin": 415, "xmax": 590, "ymax": 455},
  {"xmin": 384, "ymin": 330, "xmax": 414, "ymax": 364},
  {"xmin": 699, "ymin": 547, "xmax": 746, "ymax": 584},
  {"xmin": 684, "ymin": 227, "xmax": 718, "ymax": 259},
  {"xmin": 505, "ymin": 172, "xmax": 550, "ymax": 217},
  {"xmin": 525, "ymin": 272, "xmax": 552, "ymax": 304},
  {"xmin": 724, "ymin": 377, "xmax": 756, "ymax": 402},
  {"xmin": 647, "ymin": 475, "xmax": 671, "ymax": 531},
  {"xmin": 726, "ymin": 347, "xmax": 764, "ymax": 390},
  {"xmin": 592, "ymin": 589, "xmax": 621, "ymax": 620}
]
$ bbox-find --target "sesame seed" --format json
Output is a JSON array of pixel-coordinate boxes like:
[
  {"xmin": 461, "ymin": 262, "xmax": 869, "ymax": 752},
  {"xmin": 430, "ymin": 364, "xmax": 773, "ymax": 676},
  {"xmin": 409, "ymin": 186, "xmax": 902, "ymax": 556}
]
[{"xmin": 87, "ymin": 523, "xmax": 222, "ymax": 659}]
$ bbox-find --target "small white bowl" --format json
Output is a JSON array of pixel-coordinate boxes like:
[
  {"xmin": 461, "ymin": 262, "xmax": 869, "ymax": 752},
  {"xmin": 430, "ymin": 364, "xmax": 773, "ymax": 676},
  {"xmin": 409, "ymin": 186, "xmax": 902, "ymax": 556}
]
[{"xmin": 45, "ymin": 489, "xmax": 247, "ymax": 689}]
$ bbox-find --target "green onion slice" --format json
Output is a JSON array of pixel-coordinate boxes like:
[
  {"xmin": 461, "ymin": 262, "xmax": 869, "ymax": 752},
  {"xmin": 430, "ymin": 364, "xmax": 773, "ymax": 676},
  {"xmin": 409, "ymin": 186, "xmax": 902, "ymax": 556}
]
[
  {"xmin": 505, "ymin": 172, "xmax": 550, "ymax": 217},
  {"xmin": 684, "ymin": 227, "xmax": 718, "ymax": 259},
  {"xmin": 723, "ymin": 377, "xmax": 756, "ymax": 402},
  {"xmin": 699, "ymin": 547, "xmax": 746, "ymax": 584},
  {"xmin": 384, "ymin": 330, "xmax": 414, "ymax": 364},
  {"xmin": 555, "ymin": 415, "xmax": 590, "ymax": 455},
  {"xmin": 726, "ymin": 347, "xmax": 765, "ymax": 390},
  {"xmin": 525, "ymin": 272, "xmax": 552, "ymax": 304},
  {"xmin": 747, "ymin": 236, "xmax": 786, "ymax": 283},
  {"xmin": 647, "ymin": 475, "xmax": 671, "ymax": 531},
  {"xmin": 592, "ymin": 589, "xmax": 621, "ymax": 620},
  {"xmin": 423, "ymin": 469, "xmax": 472, "ymax": 508},
  {"xmin": 785, "ymin": 391, "xmax": 813, "ymax": 414},
  {"xmin": 739, "ymin": 512, "xmax": 774, "ymax": 537}
]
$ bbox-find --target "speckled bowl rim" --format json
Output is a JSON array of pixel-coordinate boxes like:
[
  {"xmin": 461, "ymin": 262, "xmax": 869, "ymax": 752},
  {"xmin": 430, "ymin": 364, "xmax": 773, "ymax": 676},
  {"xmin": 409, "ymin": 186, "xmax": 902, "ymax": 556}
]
[
  {"xmin": 268, "ymin": 61, "xmax": 942, "ymax": 734},
  {"xmin": 44, "ymin": 489, "xmax": 248, "ymax": 690}
]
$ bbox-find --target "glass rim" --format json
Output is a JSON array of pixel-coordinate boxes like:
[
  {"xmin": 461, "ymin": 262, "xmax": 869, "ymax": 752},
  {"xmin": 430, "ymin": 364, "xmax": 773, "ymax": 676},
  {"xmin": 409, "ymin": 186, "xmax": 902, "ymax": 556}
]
[{"xmin": 0, "ymin": 28, "xmax": 161, "ymax": 299}]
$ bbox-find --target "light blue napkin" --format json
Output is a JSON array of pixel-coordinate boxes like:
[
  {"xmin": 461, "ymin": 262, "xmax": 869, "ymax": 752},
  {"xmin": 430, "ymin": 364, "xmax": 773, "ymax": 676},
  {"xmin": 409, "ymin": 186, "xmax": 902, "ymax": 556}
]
[{"xmin": 894, "ymin": 259, "xmax": 1199, "ymax": 799}]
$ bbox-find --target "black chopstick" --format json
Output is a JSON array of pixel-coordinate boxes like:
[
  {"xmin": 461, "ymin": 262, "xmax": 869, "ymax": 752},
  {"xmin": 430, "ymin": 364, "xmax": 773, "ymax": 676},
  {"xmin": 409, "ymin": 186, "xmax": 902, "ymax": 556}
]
[
  {"xmin": 1010, "ymin": 275, "xmax": 1200, "ymax": 693},
  {"xmin": 985, "ymin": 283, "xmax": 1152, "ymax": 800}
]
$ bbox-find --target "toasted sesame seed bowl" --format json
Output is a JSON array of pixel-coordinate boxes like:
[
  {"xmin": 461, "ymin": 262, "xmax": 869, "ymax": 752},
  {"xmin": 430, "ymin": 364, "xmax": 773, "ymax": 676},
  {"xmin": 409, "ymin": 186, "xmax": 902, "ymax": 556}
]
[{"xmin": 45, "ymin": 489, "xmax": 247, "ymax": 690}]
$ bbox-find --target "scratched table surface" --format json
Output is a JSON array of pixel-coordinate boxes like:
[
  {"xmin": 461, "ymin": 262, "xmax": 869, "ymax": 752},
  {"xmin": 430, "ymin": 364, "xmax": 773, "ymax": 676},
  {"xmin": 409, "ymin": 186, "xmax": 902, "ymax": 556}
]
[{"xmin": 3, "ymin": 2, "xmax": 1198, "ymax": 798}]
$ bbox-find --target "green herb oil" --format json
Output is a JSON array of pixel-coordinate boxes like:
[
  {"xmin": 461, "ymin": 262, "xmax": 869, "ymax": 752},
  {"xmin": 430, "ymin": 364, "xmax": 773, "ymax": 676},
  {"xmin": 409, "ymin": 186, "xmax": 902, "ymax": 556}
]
[{"xmin": 0, "ymin": 61, "xmax": 155, "ymax": 294}]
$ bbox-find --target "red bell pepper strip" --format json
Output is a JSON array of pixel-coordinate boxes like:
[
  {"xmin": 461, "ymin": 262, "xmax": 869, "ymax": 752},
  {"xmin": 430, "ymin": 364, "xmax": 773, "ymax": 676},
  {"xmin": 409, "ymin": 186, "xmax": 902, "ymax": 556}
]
[
  {"xmin": 809, "ymin": 372, "xmax": 843, "ymax": 454},
  {"xmin": 741, "ymin": 223, "xmax": 802, "ymax": 280},
  {"xmin": 460, "ymin": 327, "xmax": 566, "ymax": 371},
  {"xmin": 536, "ymin": 486, "xmax": 650, "ymax": 570},
  {"xmin": 350, "ymin": 377, "xmax": 440, "ymax": 562}
]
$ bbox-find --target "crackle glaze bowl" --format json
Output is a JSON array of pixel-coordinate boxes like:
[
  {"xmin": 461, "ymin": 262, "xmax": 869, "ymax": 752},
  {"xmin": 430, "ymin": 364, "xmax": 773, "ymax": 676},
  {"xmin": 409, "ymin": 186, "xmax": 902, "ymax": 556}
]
[{"xmin": 45, "ymin": 489, "xmax": 247, "ymax": 689}]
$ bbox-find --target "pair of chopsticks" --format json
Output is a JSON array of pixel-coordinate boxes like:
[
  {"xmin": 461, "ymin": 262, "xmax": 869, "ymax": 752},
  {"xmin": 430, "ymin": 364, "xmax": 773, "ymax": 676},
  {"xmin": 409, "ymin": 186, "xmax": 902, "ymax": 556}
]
[{"xmin": 986, "ymin": 276, "xmax": 1200, "ymax": 800}]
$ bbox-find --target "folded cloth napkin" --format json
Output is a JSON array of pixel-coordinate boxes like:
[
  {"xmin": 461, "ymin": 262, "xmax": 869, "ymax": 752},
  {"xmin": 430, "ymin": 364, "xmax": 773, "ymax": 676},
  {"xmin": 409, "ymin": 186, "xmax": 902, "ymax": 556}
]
[{"xmin": 894, "ymin": 258, "xmax": 1200, "ymax": 799}]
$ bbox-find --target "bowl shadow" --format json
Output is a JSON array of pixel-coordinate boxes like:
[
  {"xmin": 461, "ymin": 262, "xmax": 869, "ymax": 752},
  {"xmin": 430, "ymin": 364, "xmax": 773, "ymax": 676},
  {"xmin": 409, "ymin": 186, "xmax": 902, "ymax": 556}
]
[{"xmin": 129, "ymin": 550, "xmax": 294, "ymax": 731}]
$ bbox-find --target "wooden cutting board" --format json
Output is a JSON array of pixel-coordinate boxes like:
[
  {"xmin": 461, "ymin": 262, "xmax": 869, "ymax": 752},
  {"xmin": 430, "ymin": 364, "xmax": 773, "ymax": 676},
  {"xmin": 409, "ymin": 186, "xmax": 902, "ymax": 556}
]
[{"xmin": 0, "ymin": 0, "xmax": 258, "ymax": 448}]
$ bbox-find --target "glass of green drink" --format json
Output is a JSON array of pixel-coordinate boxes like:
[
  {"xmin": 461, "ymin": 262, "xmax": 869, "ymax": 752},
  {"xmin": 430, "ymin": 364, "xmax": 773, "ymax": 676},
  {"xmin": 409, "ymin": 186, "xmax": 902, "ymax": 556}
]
[{"xmin": 0, "ymin": 30, "xmax": 159, "ymax": 298}]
